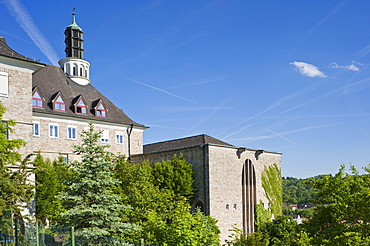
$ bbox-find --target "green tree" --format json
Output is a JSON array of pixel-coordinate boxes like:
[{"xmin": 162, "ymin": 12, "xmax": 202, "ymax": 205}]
[
  {"xmin": 58, "ymin": 123, "xmax": 134, "ymax": 245},
  {"xmin": 262, "ymin": 164, "xmax": 282, "ymax": 217},
  {"xmin": 282, "ymin": 177, "xmax": 315, "ymax": 205},
  {"xmin": 114, "ymin": 157, "xmax": 220, "ymax": 245},
  {"xmin": 34, "ymin": 154, "xmax": 71, "ymax": 224},
  {"xmin": 259, "ymin": 216, "xmax": 311, "ymax": 246},
  {"xmin": 305, "ymin": 165, "xmax": 370, "ymax": 243},
  {"xmin": 225, "ymin": 226, "xmax": 270, "ymax": 246},
  {"xmin": 0, "ymin": 102, "xmax": 33, "ymax": 225},
  {"xmin": 152, "ymin": 155, "xmax": 195, "ymax": 200}
]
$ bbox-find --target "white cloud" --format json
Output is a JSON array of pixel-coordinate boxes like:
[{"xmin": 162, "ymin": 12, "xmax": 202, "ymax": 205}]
[
  {"xmin": 290, "ymin": 61, "xmax": 327, "ymax": 78},
  {"xmin": 3, "ymin": 0, "xmax": 59, "ymax": 65},
  {"xmin": 330, "ymin": 62, "xmax": 360, "ymax": 71}
]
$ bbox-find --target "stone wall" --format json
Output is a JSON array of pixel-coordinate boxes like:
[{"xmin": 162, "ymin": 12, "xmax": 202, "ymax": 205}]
[
  {"xmin": 207, "ymin": 145, "xmax": 281, "ymax": 242},
  {"xmin": 132, "ymin": 144, "xmax": 281, "ymax": 244},
  {"xmin": 32, "ymin": 113, "xmax": 144, "ymax": 161},
  {"xmin": 0, "ymin": 60, "xmax": 37, "ymax": 157}
]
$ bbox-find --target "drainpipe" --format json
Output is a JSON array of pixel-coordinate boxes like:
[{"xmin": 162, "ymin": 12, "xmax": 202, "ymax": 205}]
[{"xmin": 126, "ymin": 124, "xmax": 134, "ymax": 161}]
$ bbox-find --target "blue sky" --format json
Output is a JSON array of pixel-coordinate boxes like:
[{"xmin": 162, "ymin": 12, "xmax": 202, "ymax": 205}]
[{"xmin": 1, "ymin": 0, "xmax": 370, "ymax": 178}]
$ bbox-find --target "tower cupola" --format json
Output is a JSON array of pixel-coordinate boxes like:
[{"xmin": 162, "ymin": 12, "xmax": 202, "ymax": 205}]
[
  {"xmin": 58, "ymin": 11, "xmax": 91, "ymax": 85},
  {"xmin": 64, "ymin": 13, "xmax": 84, "ymax": 59}
]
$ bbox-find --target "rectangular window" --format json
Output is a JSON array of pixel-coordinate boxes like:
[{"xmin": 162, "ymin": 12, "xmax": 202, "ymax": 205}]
[
  {"xmin": 67, "ymin": 126, "xmax": 77, "ymax": 140},
  {"xmin": 62, "ymin": 154, "xmax": 69, "ymax": 163},
  {"xmin": 101, "ymin": 129, "xmax": 109, "ymax": 143},
  {"xmin": 0, "ymin": 72, "xmax": 9, "ymax": 97},
  {"xmin": 116, "ymin": 132, "xmax": 123, "ymax": 144},
  {"xmin": 33, "ymin": 122, "xmax": 40, "ymax": 137},
  {"xmin": 49, "ymin": 124, "xmax": 59, "ymax": 138}
]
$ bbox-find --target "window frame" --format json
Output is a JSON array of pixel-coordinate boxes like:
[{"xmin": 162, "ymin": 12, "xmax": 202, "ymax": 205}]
[
  {"xmin": 67, "ymin": 126, "xmax": 77, "ymax": 140},
  {"xmin": 100, "ymin": 129, "xmax": 109, "ymax": 143},
  {"xmin": 32, "ymin": 90, "xmax": 43, "ymax": 108},
  {"xmin": 76, "ymin": 98, "xmax": 87, "ymax": 115},
  {"xmin": 0, "ymin": 71, "xmax": 8, "ymax": 97},
  {"xmin": 115, "ymin": 131, "xmax": 123, "ymax": 144},
  {"xmin": 54, "ymin": 95, "xmax": 66, "ymax": 111},
  {"xmin": 32, "ymin": 122, "xmax": 40, "ymax": 137},
  {"xmin": 96, "ymin": 102, "xmax": 107, "ymax": 118},
  {"xmin": 49, "ymin": 124, "xmax": 59, "ymax": 138}
]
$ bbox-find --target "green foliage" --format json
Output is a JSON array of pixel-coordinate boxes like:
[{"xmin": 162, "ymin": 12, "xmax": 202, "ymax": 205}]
[
  {"xmin": 261, "ymin": 163, "xmax": 282, "ymax": 217},
  {"xmin": 305, "ymin": 165, "xmax": 370, "ymax": 243},
  {"xmin": 34, "ymin": 154, "xmax": 71, "ymax": 224},
  {"xmin": 259, "ymin": 215, "xmax": 311, "ymax": 246},
  {"xmin": 282, "ymin": 204, "xmax": 313, "ymax": 219},
  {"xmin": 152, "ymin": 155, "xmax": 195, "ymax": 200},
  {"xmin": 0, "ymin": 102, "xmax": 33, "ymax": 218},
  {"xmin": 226, "ymin": 226, "xmax": 269, "ymax": 246},
  {"xmin": 255, "ymin": 202, "xmax": 272, "ymax": 231},
  {"xmin": 58, "ymin": 123, "xmax": 135, "ymax": 245},
  {"xmin": 114, "ymin": 156, "xmax": 220, "ymax": 245},
  {"xmin": 282, "ymin": 177, "xmax": 315, "ymax": 204}
]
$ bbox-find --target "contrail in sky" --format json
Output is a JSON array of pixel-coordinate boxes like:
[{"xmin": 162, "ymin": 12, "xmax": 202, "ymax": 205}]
[
  {"xmin": 187, "ymin": 101, "xmax": 227, "ymax": 132},
  {"xmin": 229, "ymin": 124, "xmax": 332, "ymax": 143},
  {"xmin": 300, "ymin": 0, "xmax": 350, "ymax": 45},
  {"xmin": 118, "ymin": 75, "xmax": 199, "ymax": 105},
  {"xmin": 265, "ymin": 129, "xmax": 297, "ymax": 145},
  {"xmin": 2, "ymin": 0, "xmax": 59, "ymax": 65}
]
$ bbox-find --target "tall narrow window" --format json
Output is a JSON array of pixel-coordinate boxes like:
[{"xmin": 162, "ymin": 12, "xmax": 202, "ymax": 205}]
[
  {"xmin": 67, "ymin": 126, "xmax": 77, "ymax": 140},
  {"xmin": 76, "ymin": 99, "xmax": 87, "ymax": 114},
  {"xmin": 65, "ymin": 63, "xmax": 70, "ymax": 75},
  {"xmin": 116, "ymin": 132, "xmax": 123, "ymax": 144},
  {"xmin": 242, "ymin": 159, "xmax": 256, "ymax": 235},
  {"xmin": 49, "ymin": 124, "xmax": 59, "ymax": 138},
  {"xmin": 32, "ymin": 90, "xmax": 43, "ymax": 108},
  {"xmin": 33, "ymin": 122, "xmax": 40, "ymax": 137},
  {"xmin": 54, "ymin": 95, "xmax": 66, "ymax": 111},
  {"xmin": 73, "ymin": 64, "xmax": 77, "ymax": 75},
  {"xmin": 96, "ymin": 102, "xmax": 106, "ymax": 117}
]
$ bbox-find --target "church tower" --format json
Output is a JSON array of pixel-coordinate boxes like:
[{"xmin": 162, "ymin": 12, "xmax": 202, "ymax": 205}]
[{"xmin": 58, "ymin": 11, "xmax": 91, "ymax": 85}]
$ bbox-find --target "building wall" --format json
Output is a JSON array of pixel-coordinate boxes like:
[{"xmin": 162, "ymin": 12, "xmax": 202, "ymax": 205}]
[
  {"xmin": 0, "ymin": 59, "xmax": 41, "ymax": 156},
  {"xmin": 132, "ymin": 144, "xmax": 281, "ymax": 244},
  {"xmin": 207, "ymin": 145, "xmax": 281, "ymax": 242},
  {"xmin": 0, "ymin": 57, "xmax": 144, "ymax": 162},
  {"xmin": 32, "ymin": 113, "xmax": 144, "ymax": 161}
]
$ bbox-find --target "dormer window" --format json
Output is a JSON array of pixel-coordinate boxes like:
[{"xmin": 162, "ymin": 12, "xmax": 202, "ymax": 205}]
[
  {"xmin": 32, "ymin": 89, "xmax": 43, "ymax": 108},
  {"xmin": 76, "ymin": 98, "xmax": 87, "ymax": 114},
  {"xmin": 54, "ymin": 95, "xmax": 66, "ymax": 111},
  {"xmin": 96, "ymin": 102, "xmax": 106, "ymax": 117}
]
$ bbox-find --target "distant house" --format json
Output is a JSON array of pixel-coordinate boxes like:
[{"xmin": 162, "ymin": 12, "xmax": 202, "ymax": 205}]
[{"xmin": 286, "ymin": 214, "xmax": 303, "ymax": 224}]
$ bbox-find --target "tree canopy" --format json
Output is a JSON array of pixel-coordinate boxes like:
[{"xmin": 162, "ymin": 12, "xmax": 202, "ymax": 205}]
[
  {"xmin": 305, "ymin": 165, "xmax": 370, "ymax": 244},
  {"xmin": 0, "ymin": 102, "xmax": 33, "ymax": 219},
  {"xmin": 58, "ymin": 123, "xmax": 134, "ymax": 245},
  {"xmin": 114, "ymin": 155, "xmax": 220, "ymax": 245},
  {"xmin": 282, "ymin": 177, "xmax": 315, "ymax": 205}
]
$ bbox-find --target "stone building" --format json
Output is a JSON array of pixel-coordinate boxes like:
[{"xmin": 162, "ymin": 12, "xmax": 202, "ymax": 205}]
[
  {"xmin": 0, "ymin": 14, "xmax": 146, "ymax": 162},
  {"xmin": 132, "ymin": 134, "xmax": 281, "ymax": 242},
  {"xmin": 0, "ymin": 14, "xmax": 281, "ymax": 244}
]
